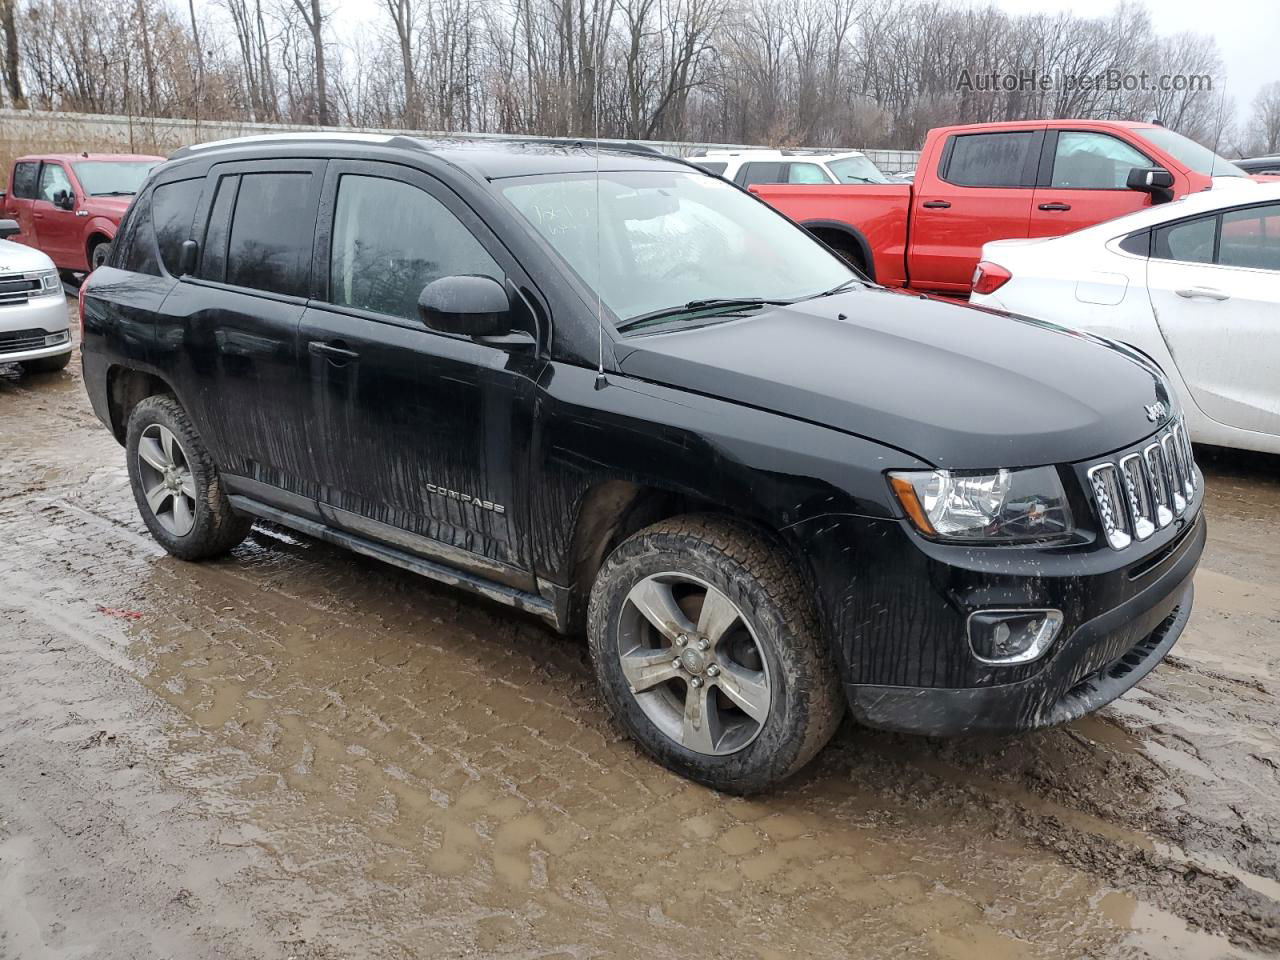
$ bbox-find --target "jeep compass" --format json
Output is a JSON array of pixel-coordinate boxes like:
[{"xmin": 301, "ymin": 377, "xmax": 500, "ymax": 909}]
[{"xmin": 79, "ymin": 134, "xmax": 1204, "ymax": 793}]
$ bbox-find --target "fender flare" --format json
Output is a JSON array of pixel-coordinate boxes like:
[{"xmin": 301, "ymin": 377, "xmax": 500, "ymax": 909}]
[
  {"xmin": 83, "ymin": 218, "xmax": 117, "ymax": 256},
  {"xmin": 799, "ymin": 219, "xmax": 876, "ymax": 282}
]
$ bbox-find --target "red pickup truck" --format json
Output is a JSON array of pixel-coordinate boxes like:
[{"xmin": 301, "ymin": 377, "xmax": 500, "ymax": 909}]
[
  {"xmin": 1, "ymin": 153, "xmax": 163, "ymax": 274},
  {"xmin": 751, "ymin": 120, "xmax": 1255, "ymax": 295}
]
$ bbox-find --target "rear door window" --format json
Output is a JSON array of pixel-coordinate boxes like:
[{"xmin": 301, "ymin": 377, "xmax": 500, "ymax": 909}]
[
  {"xmin": 693, "ymin": 161, "xmax": 727, "ymax": 175},
  {"xmin": 735, "ymin": 162, "xmax": 784, "ymax": 186},
  {"xmin": 224, "ymin": 172, "xmax": 319, "ymax": 297},
  {"xmin": 1153, "ymin": 216, "xmax": 1216, "ymax": 264},
  {"xmin": 944, "ymin": 132, "xmax": 1039, "ymax": 187},
  {"xmin": 10, "ymin": 162, "xmax": 39, "ymax": 199}
]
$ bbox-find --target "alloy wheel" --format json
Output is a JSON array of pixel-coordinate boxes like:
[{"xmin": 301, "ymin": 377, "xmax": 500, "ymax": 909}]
[
  {"xmin": 616, "ymin": 572, "xmax": 772, "ymax": 756},
  {"xmin": 136, "ymin": 423, "xmax": 197, "ymax": 537}
]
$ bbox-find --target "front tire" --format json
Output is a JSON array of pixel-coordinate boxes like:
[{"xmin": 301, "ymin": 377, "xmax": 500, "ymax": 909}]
[
  {"xmin": 125, "ymin": 395, "xmax": 251, "ymax": 560},
  {"xmin": 89, "ymin": 240, "xmax": 110, "ymax": 271},
  {"xmin": 588, "ymin": 515, "xmax": 843, "ymax": 794}
]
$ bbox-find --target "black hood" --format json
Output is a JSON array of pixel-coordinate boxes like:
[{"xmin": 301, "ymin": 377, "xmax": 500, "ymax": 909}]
[{"xmin": 615, "ymin": 288, "xmax": 1173, "ymax": 469}]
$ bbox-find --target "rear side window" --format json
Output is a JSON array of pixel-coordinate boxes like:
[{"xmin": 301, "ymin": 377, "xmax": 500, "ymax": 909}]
[
  {"xmin": 1153, "ymin": 216, "xmax": 1215, "ymax": 264},
  {"xmin": 10, "ymin": 162, "xmax": 38, "ymax": 199},
  {"xmin": 225, "ymin": 172, "xmax": 316, "ymax": 297},
  {"xmin": 736, "ymin": 162, "xmax": 783, "ymax": 186},
  {"xmin": 328, "ymin": 174, "xmax": 501, "ymax": 321},
  {"xmin": 115, "ymin": 191, "xmax": 162, "ymax": 276},
  {"xmin": 152, "ymin": 179, "xmax": 203, "ymax": 276},
  {"xmin": 199, "ymin": 175, "xmax": 239, "ymax": 283},
  {"xmin": 693, "ymin": 161, "xmax": 727, "ymax": 175},
  {"xmin": 944, "ymin": 132, "xmax": 1038, "ymax": 188}
]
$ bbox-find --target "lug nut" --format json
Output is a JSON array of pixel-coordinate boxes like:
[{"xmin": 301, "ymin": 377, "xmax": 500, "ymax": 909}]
[
  {"xmin": 675, "ymin": 634, "xmax": 688, "ymax": 647},
  {"xmin": 706, "ymin": 665, "xmax": 720, "ymax": 677},
  {"xmin": 672, "ymin": 657, "xmax": 682, "ymax": 669},
  {"xmin": 690, "ymin": 676, "xmax": 703, "ymax": 688},
  {"xmin": 697, "ymin": 638, "xmax": 709, "ymax": 651}
]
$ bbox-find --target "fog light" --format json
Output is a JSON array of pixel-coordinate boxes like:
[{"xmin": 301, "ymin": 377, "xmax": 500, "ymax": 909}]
[
  {"xmin": 967, "ymin": 609, "xmax": 1063, "ymax": 665},
  {"xmin": 44, "ymin": 331, "xmax": 68, "ymax": 346}
]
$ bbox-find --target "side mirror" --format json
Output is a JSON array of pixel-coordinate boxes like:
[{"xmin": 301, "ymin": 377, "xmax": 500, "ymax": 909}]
[
  {"xmin": 417, "ymin": 275, "xmax": 512, "ymax": 337},
  {"xmin": 1126, "ymin": 166, "xmax": 1174, "ymax": 193},
  {"xmin": 0, "ymin": 218, "xmax": 18, "ymax": 240},
  {"xmin": 177, "ymin": 239, "xmax": 199, "ymax": 276},
  {"xmin": 53, "ymin": 189, "xmax": 76, "ymax": 210}
]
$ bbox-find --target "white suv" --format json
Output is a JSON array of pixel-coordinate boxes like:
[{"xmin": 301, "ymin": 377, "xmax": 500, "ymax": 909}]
[
  {"xmin": 685, "ymin": 149, "xmax": 892, "ymax": 187},
  {"xmin": 0, "ymin": 219, "xmax": 72, "ymax": 373}
]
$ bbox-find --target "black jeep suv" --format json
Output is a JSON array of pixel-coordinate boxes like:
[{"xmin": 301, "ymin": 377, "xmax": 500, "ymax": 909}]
[{"xmin": 81, "ymin": 134, "xmax": 1204, "ymax": 793}]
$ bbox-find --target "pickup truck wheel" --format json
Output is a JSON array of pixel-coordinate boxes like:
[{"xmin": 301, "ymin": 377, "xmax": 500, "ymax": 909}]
[
  {"xmin": 125, "ymin": 395, "xmax": 251, "ymax": 560},
  {"xmin": 588, "ymin": 516, "xmax": 843, "ymax": 794},
  {"xmin": 89, "ymin": 240, "xmax": 110, "ymax": 270}
]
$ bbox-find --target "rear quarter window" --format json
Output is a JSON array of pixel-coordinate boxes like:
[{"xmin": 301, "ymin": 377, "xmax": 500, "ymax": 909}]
[{"xmin": 151, "ymin": 178, "xmax": 203, "ymax": 276}]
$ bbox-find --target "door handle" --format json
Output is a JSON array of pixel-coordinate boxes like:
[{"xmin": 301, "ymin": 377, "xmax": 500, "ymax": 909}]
[
  {"xmin": 921, "ymin": 200, "xmax": 951, "ymax": 209},
  {"xmin": 1175, "ymin": 287, "xmax": 1229, "ymax": 301},
  {"xmin": 1038, "ymin": 202, "xmax": 1072, "ymax": 211},
  {"xmin": 308, "ymin": 340, "xmax": 359, "ymax": 362}
]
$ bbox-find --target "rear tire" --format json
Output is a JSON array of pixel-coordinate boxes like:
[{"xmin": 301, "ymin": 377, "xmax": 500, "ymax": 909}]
[
  {"xmin": 588, "ymin": 515, "xmax": 843, "ymax": 794},
  {"xmin": 125, "ymin": 394, "xmax": 251, "ymax": 560},
  {"xmin": 21, "ymin": 352, "xmax": 71, "ymax": 374}
]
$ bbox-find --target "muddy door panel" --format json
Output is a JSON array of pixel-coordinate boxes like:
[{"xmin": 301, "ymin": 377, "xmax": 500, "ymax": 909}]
[{"xmin": 301, "ymin": 305, "xmax": 538, "ymax": 587}]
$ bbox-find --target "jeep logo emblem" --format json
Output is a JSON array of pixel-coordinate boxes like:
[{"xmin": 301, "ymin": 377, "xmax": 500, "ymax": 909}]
[{"xmin": 1144, "ymin": 401, "xmax": 1167, "ymax": 423}]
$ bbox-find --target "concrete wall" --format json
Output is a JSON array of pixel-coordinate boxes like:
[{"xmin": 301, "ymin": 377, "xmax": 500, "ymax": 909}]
[{"xmin": 0, "ymin": 108, "xmax": 920, "ymax": 174}]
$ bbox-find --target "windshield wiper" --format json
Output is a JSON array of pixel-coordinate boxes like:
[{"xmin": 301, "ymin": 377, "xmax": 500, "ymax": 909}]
[
  {"xmin": 90, "ymin": 190, "xmax": 135, "ymax": 196},
  {"xmin": 617, "ymin": 297, "xmax": 785, "ymax": 332},
  {"xmin": 799, "ymin": 278, "xmax": 864, "ymax": 301}
]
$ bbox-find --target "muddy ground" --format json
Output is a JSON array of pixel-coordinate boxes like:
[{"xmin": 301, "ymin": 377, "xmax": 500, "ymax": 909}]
[{"xmin": 2, "ymin": 306, "xmax": 1278, "ymax": 960}]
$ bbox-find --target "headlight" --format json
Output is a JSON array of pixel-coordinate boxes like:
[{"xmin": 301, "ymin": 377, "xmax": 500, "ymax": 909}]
[
  {"xmin": 888, "ymin": 466, "xmax": 1073, "ymax": 542},
  {"xmin": 36, "ymin": 269, "xmax": 61, "ymax": 296}
]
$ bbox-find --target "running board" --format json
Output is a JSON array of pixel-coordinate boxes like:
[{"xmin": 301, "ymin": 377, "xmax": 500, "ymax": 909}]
[{"xmin": 228, "ymin": 495, "xmax": 561, "ymax": 629}]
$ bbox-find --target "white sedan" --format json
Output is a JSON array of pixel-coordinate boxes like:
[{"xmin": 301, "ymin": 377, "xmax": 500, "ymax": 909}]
[{"xmin": 971, "ymin": 182, "xmax": 1280, "ymax": 454}]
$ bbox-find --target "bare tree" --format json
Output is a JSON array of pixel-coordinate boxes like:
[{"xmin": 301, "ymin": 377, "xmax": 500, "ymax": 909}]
[{"xmin": 289, "ymin": 0, "xmax": 328, "ymax": 123}]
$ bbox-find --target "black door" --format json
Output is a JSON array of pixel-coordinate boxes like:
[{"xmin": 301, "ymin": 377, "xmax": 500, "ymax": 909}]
[
  {"xmin": 156, "ymin": 159, "xmax": 326, "ymax": 516},
  {"xmin": 301, "ymin": 160, "xmax": 545, "ymax": 587}
]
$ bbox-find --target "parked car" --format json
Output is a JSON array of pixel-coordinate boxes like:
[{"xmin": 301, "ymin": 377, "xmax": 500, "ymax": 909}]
[
  {"xmin": 0, "ymin": 219, "xmax": 73, "ymax": 372},
  {"xmin": 685, "ymin": 149, "xmax": 892, "ymax": 186},
  {"xmin": 971, "ymin": 183, "xmax": 1280, "ymax": 455},
  {"xmin": 751, "ymin": 119, "xmax": 1255, "ymax": 294},
  {"xmin": 81, "ymin": 134, "xmax": 1203, "ymax": 793},
  {"xmin": 1, "ymin": 152, "xmax": 164, "ymax": 274},
  {"xmin": 1235, "ymin": 155, "xmax": 1280, "ymax": 176}
]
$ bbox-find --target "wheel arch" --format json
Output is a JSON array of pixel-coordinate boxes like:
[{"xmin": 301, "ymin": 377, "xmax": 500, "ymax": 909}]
[
  {"xmin": 106, "ymin": 365, "xmax": 178, "ymax": 444},
  {"xmin": 561, "ymin": 480, "xmax": 817, "ymax": 637},
  {"xmin": 802, "ymin": 220, "xmax": 875, "ymax": 282}
]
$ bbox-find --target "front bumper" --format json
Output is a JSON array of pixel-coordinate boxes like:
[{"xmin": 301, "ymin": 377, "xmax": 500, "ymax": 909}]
[
  {"xmin": 0, "ymin": 294, "xmax": 72, "ymax": 362},
  {"xmin": 844, "ymin": 511, "xmax": 1203, "ymax": 735}
]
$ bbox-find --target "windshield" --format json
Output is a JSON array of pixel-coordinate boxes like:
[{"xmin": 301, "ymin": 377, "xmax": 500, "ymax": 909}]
[
  {"xmin": 71, "ymin": 161, "xmax": 159, "ymax": 196},
  {"xmin": 1139, "ymin": 128, "xmax": 1247, "ymax": 178},
  {"xmin": 501, "ymin": 170, "xmax": 855, "ymax": 326},
  {"xmin": 827, "ymin": 155, "xmax": 892, "ymax": 184}
]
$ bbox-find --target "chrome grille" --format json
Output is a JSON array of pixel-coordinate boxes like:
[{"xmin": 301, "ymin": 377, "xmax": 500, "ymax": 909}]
[
  {"xmin": 1088, "ymin": 417, "xmax": 1198, "ymax": 551},
  {"xmin": 0, "ymin": 273, "xmax": 42, "ymax": 306}
]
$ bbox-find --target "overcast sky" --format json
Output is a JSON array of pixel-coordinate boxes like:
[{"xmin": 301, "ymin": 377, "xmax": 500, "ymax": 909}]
[{"xmin": 991, "ymin": 0, "xmax": 1278, "ymax": 120}]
